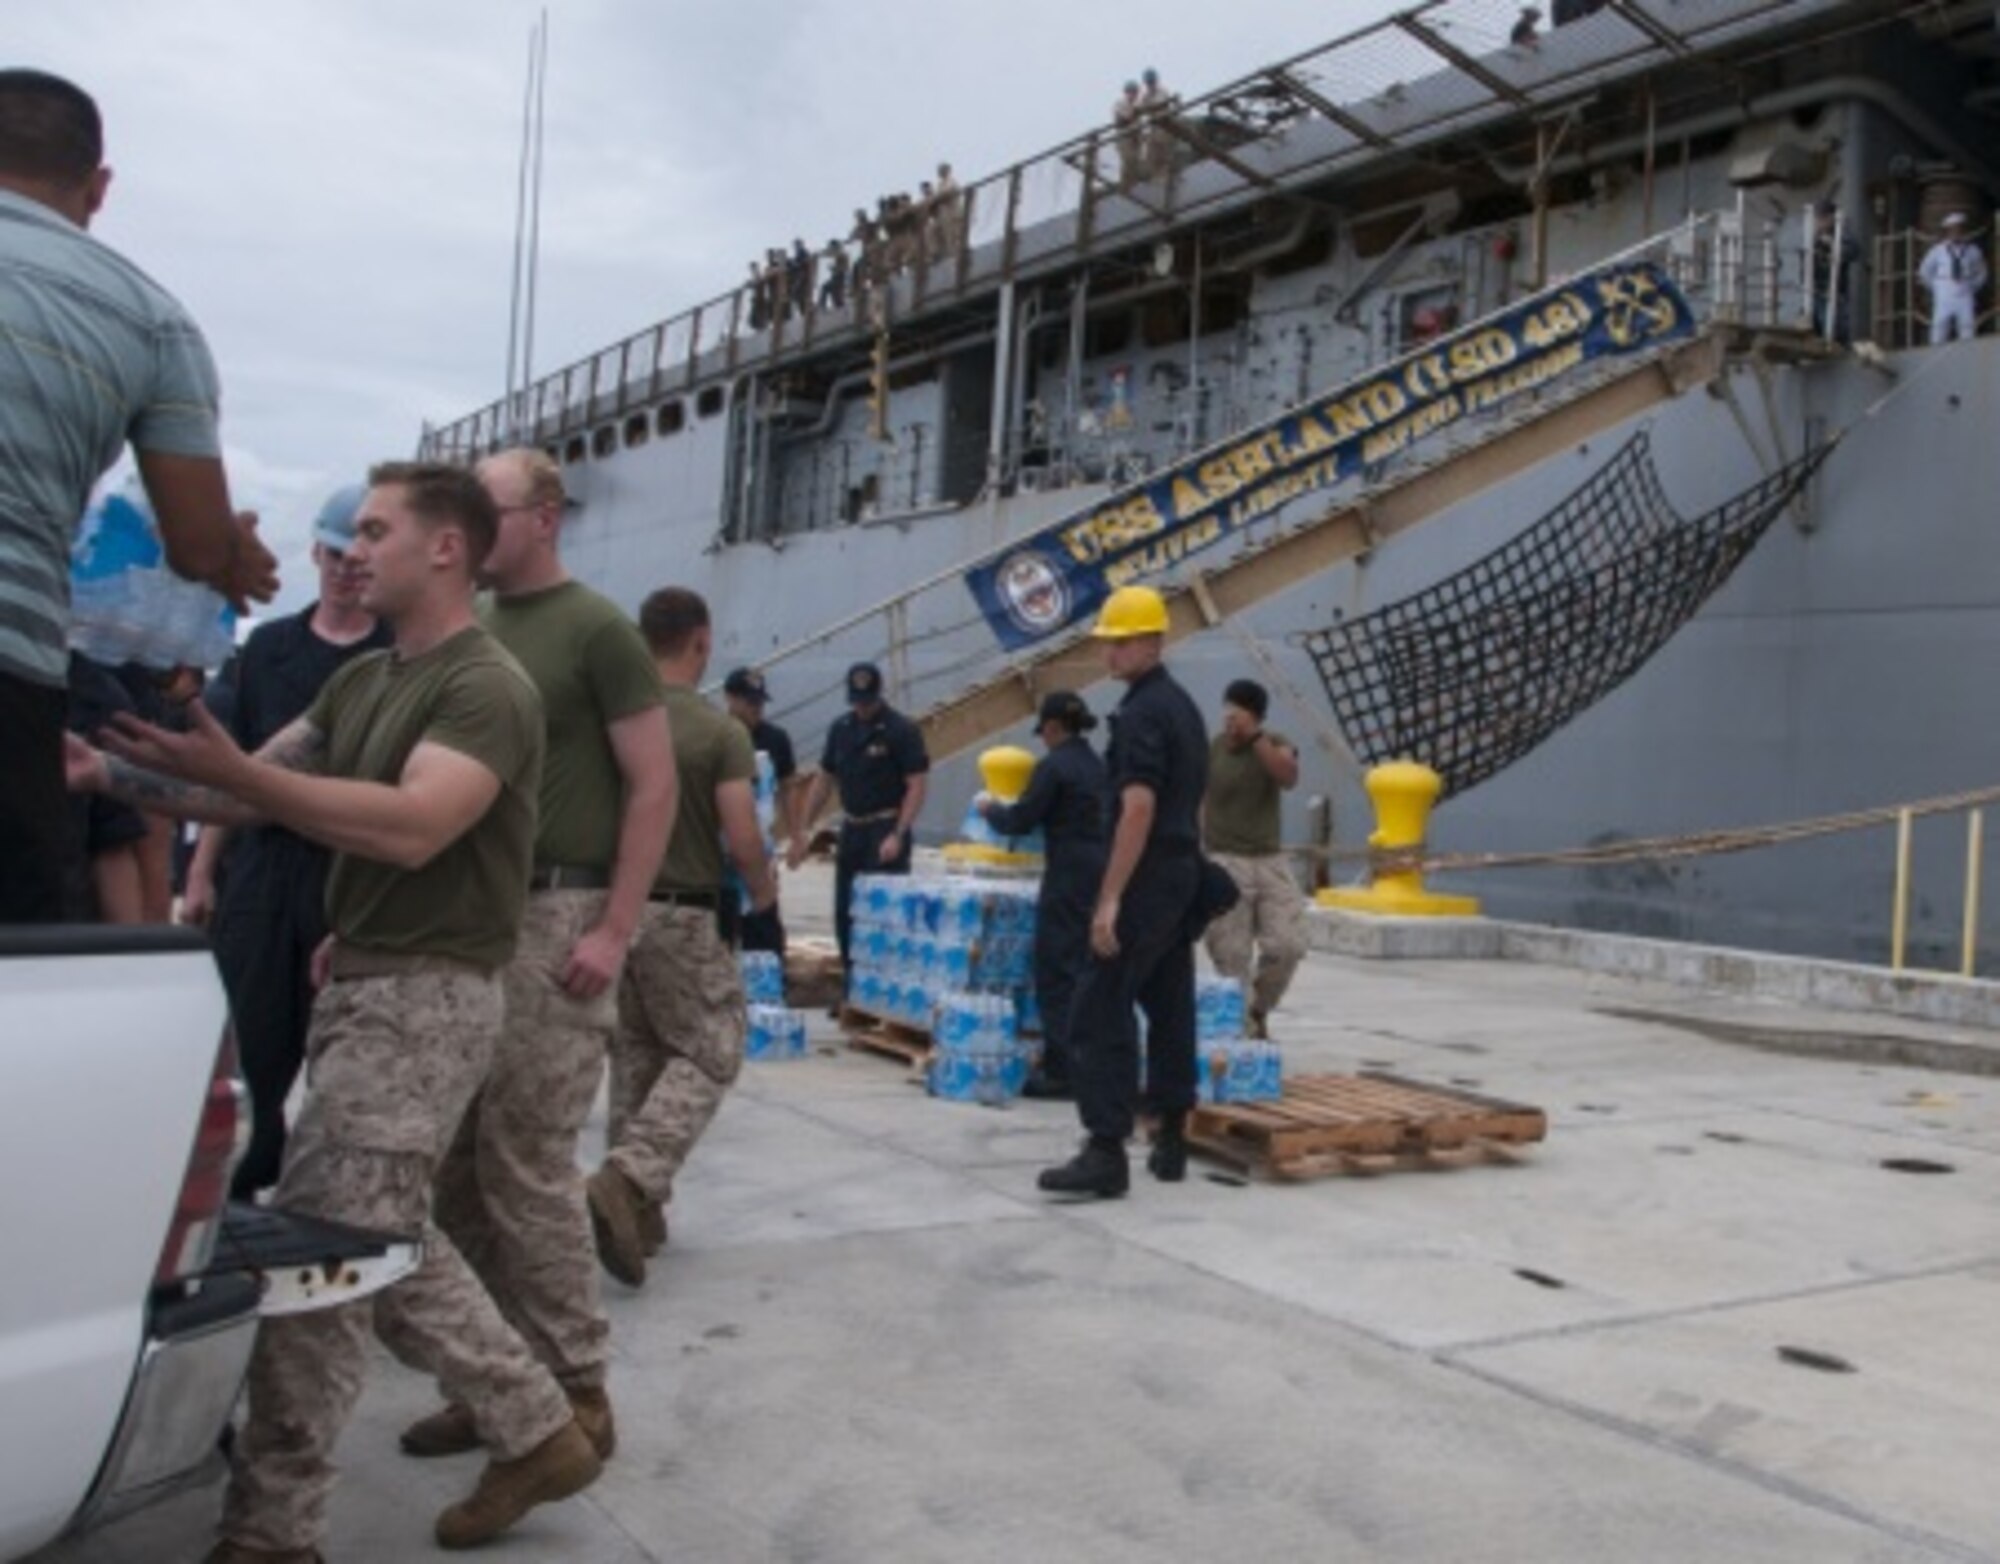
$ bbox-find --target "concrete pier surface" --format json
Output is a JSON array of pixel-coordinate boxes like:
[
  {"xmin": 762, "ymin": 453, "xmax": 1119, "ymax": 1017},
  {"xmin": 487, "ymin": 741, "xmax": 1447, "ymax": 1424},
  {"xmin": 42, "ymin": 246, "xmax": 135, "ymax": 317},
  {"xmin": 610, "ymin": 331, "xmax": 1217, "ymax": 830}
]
[{"xmin": 39, "ymin": 863, "xmax": 2000, "ymax": 1563}]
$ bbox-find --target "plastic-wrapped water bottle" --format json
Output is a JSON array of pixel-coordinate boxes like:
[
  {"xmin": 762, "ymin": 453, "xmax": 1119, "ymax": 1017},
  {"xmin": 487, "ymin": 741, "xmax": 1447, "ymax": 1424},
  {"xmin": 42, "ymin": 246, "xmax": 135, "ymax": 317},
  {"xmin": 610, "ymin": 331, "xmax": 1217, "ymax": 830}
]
[{"xmin": 740, "ymin": 950, "xmax": 785, "ymax": 1006}]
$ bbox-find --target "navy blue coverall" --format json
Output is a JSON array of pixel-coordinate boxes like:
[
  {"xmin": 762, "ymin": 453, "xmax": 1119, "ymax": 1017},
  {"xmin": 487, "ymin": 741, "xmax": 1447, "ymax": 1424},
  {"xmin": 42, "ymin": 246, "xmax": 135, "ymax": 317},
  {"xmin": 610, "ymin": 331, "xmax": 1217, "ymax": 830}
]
[
  {"xmin": 984, "ymin": 734, "xmax": 1110, "ymax": 1084},
  {"xmin": 1068, "ymin": 664, "xmax": 1208, "ymax": 1142}
]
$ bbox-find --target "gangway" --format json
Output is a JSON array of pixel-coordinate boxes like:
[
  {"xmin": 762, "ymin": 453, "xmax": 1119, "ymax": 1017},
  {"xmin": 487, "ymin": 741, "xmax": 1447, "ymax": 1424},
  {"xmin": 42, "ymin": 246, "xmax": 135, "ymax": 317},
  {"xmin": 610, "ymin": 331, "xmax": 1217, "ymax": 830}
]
[{"xmin": 736, "ymin": 218, "xmax": 1832, "ymax": 785}]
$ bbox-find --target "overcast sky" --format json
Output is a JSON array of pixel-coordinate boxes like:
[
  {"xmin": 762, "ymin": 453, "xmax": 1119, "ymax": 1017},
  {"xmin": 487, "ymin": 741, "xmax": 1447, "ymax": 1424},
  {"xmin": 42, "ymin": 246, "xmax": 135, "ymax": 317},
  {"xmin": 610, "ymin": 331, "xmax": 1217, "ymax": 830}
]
[{"xmin": 14, "ymin": 1, "xmax": 1411, "ymax": 610}]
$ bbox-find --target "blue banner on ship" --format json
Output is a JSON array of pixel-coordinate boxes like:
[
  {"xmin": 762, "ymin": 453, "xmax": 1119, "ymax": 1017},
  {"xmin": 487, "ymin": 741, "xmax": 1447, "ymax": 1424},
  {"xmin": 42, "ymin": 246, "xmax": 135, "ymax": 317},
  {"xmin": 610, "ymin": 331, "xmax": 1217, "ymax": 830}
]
[{"xmin": 964, "ymin": 258, "xmax": 1695, "ymax": 650}]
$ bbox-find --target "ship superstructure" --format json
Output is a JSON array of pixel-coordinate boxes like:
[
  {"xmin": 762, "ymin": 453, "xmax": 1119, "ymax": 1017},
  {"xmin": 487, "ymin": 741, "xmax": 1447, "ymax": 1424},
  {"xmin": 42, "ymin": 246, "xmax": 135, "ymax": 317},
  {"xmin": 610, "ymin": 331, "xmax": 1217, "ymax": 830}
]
[{"xmin": 423, "ymin": 0, "xmax": 2000, "ymax": 967}]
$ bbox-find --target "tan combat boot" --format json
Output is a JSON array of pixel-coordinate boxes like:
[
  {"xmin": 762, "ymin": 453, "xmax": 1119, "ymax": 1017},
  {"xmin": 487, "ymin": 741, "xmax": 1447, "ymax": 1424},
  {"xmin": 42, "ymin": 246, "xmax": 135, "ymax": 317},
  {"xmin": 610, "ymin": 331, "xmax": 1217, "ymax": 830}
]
[
  {"xmin": 433, "ymin": 1418, "xmax": 602, "ymax": 1550},
  {"xmin": 585, "ymin": 1163, "xmax": 648, "ymax": 1287},
  {"xmin": 404, "ymin": 1387, "xmax": 614, "ymax": 1462},
  {"xmin": 400, "ymin": 1400, "xmax": 478, "ymax": 1458},
  {"xmin": 638, "ymin": 1198, "xmax": 667, "ymax": 1257},
  {"xmin": 567, "ymin": 1383, "xmax": 617, "ymax": 1460}
]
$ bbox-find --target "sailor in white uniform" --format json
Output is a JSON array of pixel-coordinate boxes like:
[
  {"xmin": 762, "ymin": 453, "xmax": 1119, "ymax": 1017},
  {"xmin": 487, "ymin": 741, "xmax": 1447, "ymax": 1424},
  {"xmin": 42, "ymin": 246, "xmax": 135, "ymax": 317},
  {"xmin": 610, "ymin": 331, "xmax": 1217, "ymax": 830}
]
[{"xmin": 1918, "ymin": 212, "xmax": 1988, "ymax": 345}]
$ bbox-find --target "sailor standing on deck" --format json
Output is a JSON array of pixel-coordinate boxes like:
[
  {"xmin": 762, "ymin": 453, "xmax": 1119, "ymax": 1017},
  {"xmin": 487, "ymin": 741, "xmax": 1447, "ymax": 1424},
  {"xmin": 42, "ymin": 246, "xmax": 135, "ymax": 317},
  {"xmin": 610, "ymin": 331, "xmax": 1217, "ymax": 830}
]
[
  {"xmin": 978, "ymin": 691, "xmax": 1110, "ymax": 1098},
  {"xmin": 68, "ymin": 462, "xmax": 604, "ymax": 1558},
  {"xmin": 1918, "ymin": 213, "xmax": 1988, "ymax": 345},
  {"xmin": 1038, "ymin": 585, "xmax": 1207, "ymax": 1200},
  {"xmin": 790, "ymin": 661, "xmax": 929, "ymax": 983},
  {"xmin": 402, "ymin": 447, "xmax": 677, "ymax": 1468}
]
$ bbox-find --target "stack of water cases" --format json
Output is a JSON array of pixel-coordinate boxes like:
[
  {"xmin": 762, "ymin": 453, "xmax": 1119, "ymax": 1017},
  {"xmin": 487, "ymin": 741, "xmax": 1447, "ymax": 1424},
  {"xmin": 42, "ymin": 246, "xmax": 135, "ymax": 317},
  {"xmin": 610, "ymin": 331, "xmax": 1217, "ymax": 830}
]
[
  {"xmin": 929, "ymin": 992, "xmax": 1033, "ymax": 1105},
  {"xmin": 741, "ymin": 951, "xmax": 809, "ymax": 1060},
  {"xmin": 1194, "ymin": 976, "xmax": 1283, "ymax": 1104},
  {"xmin": 71, "ymin": 486, "xmax": 236, "ymax": 670},
  {"xmin": 847, "ymin": 874, "xmax": 1041, "ymax": 1041}
]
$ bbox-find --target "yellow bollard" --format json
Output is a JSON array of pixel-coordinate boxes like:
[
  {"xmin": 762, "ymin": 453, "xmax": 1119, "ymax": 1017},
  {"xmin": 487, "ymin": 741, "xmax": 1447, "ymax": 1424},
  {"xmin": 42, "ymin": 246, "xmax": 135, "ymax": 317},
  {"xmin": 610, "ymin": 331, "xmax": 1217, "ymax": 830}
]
[
  {"xmin": 979, "ymin": 745, "xmax": 1036, "ymax": 804},
  {"xmin": 1317, "ymin": 760, "xmax": 1482, "ymax": 918}
]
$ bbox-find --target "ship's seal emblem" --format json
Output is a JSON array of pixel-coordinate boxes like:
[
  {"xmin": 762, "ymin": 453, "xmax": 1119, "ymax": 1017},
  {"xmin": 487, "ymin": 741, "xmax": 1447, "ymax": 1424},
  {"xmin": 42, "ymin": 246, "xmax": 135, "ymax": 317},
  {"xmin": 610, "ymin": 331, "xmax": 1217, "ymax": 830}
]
[{"xmin": 995, "ymin": 550, "xmax": 1070, "ymax": 636}]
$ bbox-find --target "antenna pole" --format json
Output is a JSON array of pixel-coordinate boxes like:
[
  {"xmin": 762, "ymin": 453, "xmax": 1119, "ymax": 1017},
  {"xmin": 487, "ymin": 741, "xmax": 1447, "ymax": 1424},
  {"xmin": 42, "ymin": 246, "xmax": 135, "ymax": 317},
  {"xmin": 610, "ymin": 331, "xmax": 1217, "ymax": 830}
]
[{"xmin": 522, "ymin": 10, "xmax": 548, "ymax": 415}]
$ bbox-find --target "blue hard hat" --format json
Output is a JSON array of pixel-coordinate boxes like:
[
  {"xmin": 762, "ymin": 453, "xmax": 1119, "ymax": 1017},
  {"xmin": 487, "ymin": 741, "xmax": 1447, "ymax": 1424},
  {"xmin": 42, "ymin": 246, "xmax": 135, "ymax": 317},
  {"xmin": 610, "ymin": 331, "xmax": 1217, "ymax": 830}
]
[{"xmin": 312, "ymin": 482, "xmax": 367, "ymax": 551}]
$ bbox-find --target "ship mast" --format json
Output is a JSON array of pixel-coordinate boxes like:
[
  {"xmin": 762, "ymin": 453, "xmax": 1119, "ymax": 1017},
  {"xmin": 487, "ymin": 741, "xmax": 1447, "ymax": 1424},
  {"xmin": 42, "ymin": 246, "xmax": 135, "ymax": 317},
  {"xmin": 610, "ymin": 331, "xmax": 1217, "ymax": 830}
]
[{"xmin": 505, "ymin": 10, "xmax": 549, "ymax": 444}]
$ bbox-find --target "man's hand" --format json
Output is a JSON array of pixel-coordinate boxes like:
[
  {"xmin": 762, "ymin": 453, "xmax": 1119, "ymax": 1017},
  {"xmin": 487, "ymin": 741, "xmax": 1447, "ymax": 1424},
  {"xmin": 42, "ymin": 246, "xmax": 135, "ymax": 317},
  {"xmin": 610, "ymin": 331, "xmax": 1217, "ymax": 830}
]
[
  {"xmin": 785, "ymin": 837, "xmax": 809, "ymax": 871},
  {"xmin": 560, "ymin": 924, "xmax": 627, "ymax": 1002},
  {"xmin": 99, "ymin": 701, "xmax": 248, "ymax": 790},
  {"xmin": 218, "ymin": 512, "xmax": 280, "ymax": 611},
  {"xmin": 877, "ymin": 829, "xmax": 903, "ymax": 865},
  {"xmin": 1091, "ymin": 896, "xmax": 1121, "ymax": 959},
  {"xmin": 310, "ymin": 935, "xmax": 335, "ymax": 991},
  {"xmin": 64, "ymin": 733, "xmax": 108, "ymax": 794}
]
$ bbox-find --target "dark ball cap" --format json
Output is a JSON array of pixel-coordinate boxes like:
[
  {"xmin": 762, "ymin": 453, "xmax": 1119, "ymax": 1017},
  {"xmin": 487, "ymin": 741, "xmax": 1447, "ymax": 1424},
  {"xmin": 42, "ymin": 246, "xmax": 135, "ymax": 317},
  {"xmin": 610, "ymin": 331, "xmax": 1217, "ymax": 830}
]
[
  {"xmin": 1223, "ymin": 678, "xmax": 1269, "ymax": 721},
  {"xmin": 723, "ymin": 667, "xmax": 770, "ymax": 703},
  {"xmin": 846, "ymin": 662, "xmax": 885, "ymax": 704},
  {"xmin": 1037, "ymin": 690, "xmax": 1097, "ymax": 732}
]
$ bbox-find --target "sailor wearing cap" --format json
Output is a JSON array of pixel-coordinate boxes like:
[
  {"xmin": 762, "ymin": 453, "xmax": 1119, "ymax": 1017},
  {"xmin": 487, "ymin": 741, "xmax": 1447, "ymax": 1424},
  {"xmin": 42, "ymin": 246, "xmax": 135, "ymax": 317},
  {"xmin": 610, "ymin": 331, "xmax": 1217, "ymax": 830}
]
[
  {"xmin": 978, "ymin": 691, "xmax": 1112, "ymax": 1096},
  {"xmin": 183, "ymin": 481, "xmax": 390, "ymax": 1196},
  {"xmin": 791, "ymin": 660, "xmax": 930, "ymax": 976},
  {"xmin": 1918, "ymin": 212, "xmax": 1988, "ymax": 345},
  {"xmin": 722, "ymin": 665, "xmax": 798, "ymax": 954},
  {"xmin": 1038, "ymin": 585, "xmax": 1207, "ymax": 1199}
]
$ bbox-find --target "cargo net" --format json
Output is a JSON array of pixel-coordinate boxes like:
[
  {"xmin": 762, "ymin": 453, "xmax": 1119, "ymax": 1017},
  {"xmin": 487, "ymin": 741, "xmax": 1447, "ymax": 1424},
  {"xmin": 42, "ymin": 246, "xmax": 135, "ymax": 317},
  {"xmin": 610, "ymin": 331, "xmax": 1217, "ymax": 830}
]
[{"xmin": 1303, "ymin": 428, "xmax": 1834, "ymax": 800}]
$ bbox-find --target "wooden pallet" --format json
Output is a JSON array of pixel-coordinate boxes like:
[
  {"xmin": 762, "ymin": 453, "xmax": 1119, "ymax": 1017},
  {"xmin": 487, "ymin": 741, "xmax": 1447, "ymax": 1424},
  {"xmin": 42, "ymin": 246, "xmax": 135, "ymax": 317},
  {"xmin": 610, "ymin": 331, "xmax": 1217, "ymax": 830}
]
[
  {"xmin": 1186, "ymin": 1071, "xmax": 1547, "ymax": 1181},
  {"xmin": 839, "ymin": 1005, "xmax": 934, "ymax": 1069}
]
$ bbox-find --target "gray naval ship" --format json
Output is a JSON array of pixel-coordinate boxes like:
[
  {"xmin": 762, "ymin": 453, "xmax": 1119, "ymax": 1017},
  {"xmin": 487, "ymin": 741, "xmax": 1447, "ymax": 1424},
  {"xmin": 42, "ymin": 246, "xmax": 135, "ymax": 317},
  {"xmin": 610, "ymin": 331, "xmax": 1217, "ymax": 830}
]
[{"xmin": 422, "ymin": 0, "xmax": 2000, "ymax": 971}]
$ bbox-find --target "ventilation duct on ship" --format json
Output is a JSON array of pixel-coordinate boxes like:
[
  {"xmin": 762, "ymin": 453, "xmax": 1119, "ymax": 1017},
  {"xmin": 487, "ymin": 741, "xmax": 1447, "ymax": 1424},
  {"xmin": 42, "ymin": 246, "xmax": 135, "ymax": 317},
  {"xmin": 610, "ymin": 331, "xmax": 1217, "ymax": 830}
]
[{"xmin": 1728, "ymin": 140, "xmax": 1828, "ymax": 189}]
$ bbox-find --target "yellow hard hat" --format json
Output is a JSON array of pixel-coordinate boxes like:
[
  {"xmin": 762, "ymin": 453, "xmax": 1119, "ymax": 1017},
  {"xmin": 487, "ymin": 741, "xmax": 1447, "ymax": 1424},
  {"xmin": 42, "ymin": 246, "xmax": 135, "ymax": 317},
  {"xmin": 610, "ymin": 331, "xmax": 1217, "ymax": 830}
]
[{"xmin": 1092, "ymin": 584, "xmax": 1169, "ymax": 639}]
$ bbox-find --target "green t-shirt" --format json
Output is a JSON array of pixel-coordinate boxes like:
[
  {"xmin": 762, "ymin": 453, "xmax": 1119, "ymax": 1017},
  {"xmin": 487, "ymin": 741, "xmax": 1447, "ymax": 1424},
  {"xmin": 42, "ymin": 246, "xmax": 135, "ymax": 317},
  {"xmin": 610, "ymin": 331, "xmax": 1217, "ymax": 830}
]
[
  {"xmin": 658, "ymin": 685, "xmax": 755, "ymax": 893},
  {"xmin": 481, "ymin": 581, "xmax": 663, "ymax": 869},
  {"xmin": 307, "ymin": 626, "xmax": 545, "ymax": 970},
  {"xmin": 1203, "ymin": 730, "xmax": 1293, "ymax": 856}
]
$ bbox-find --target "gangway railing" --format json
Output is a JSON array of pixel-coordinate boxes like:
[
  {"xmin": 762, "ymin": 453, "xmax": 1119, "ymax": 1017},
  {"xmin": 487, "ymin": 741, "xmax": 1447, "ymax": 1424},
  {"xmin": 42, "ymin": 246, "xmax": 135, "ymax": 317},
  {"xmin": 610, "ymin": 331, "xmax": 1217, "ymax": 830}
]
[
  {"xmin": 730, "ymin": 214, "xmax": 1830, "ymax": 771},
  {"xmin": 420, "ymin": 0, "xmax": 1894, "ymax": 464}
]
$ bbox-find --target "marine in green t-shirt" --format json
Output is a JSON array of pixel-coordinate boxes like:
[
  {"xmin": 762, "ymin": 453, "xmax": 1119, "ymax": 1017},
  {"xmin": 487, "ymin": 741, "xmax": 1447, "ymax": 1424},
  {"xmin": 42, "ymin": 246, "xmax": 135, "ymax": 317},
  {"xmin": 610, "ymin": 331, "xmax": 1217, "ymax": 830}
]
[
  {"xmin": 481, "ymin": 580, "xmax": 663, "ymax": 870},
  {"xmin": 659, "ymin": 684, "xmax": 756, "ymax": 893},
  {"xmin": 308, "ymin": 626, "xmax": 545, "ymax": 971},
  {"xmin": 1204, "ymin": 726, "xmax": 1293, "ymax": 856}
]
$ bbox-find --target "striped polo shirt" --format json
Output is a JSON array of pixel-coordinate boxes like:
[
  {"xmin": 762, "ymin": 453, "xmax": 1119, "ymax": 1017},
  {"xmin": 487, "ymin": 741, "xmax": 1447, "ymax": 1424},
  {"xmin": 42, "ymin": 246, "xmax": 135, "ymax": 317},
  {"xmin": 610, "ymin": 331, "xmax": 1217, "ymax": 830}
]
[{"xmin": 0, "ymin": 187, "xmax": 220, "ymax": 687}]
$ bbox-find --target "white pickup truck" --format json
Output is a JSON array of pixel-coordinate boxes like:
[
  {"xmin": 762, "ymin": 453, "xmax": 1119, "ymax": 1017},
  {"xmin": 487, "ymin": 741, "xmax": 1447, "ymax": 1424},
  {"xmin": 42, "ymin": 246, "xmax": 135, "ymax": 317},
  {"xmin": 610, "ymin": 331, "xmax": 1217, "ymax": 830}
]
[{"xmin": 0, "ymin": 925, "xmax": 416, "ymax": 1562}]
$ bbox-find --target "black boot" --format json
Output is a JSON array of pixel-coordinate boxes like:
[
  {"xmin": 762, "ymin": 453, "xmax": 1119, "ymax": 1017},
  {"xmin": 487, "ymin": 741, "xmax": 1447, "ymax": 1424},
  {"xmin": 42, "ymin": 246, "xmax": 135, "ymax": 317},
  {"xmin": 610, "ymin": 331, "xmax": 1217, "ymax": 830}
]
[
  {"xmin": 1037, "ymin": 1136, "xmax": 1129, "ymax": 1198},
  {"xmin": 1148, "ymin": 1114, "xmax": 1188, "ymax": 1183}
]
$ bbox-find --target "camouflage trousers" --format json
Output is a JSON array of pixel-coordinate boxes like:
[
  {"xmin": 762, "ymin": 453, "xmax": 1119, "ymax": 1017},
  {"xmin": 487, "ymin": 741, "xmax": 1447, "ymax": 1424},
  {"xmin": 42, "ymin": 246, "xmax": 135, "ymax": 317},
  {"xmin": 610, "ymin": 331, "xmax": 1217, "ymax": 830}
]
[
  {"xmin": 220, "ymin": 968, "xmax": 572, "ymax": 1554},
  {"xmin": 607, "ymin": 902, "xmax": 747, "ymax": 1204},
  {"xmin": 1202, "ymin": 851, "xmax": 1308, "ymax": 1018},
  {"xmin": 434, "ymin": 889, "xmax": 612, "ymax": 1393}
]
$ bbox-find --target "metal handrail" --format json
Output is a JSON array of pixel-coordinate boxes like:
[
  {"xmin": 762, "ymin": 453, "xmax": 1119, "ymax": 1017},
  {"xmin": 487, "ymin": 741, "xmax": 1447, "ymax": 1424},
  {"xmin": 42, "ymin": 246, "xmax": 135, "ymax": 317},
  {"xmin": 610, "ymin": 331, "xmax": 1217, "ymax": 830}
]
[{"xmin": 422, "ymin": 0, "xmax": 1868, "ymax": 463}]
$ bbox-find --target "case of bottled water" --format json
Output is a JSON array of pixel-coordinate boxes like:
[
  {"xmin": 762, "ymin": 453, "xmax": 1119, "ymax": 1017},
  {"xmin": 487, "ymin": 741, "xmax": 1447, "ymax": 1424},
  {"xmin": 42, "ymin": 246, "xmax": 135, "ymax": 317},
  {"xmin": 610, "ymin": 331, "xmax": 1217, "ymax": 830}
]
[
  {"xmin": 740, "ymin": 950, "xmax": 785, "ymax": 1006},
  {"xmin": 70, "ymin": 487, "xmax": 236, "ymax": 671},
  {"xmin": 928, "ymin": 991, "xmax": 1031, "ymax": 1105},
  {"xmin": 1197, "ymin": 1039, "xmax": 1284, "ymax": 1104},
  {"xmin": 745, "ymin": 1004, "xmax": 809, "ymax": 1061},
  {"xmin": 1195, "ymin": 976, "xmax": 1248, "ymax": 1040}
]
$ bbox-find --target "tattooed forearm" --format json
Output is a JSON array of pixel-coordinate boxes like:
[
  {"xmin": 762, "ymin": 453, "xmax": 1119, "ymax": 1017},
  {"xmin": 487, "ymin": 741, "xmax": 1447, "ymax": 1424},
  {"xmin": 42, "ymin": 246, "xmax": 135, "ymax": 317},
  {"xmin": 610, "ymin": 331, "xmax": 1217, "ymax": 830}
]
[
  {"xmin": 257, "ymin": 720, "xmax": 328, "ymax": 776},
  {"xmin": 102, "ymin": 756, "xmax": 254, "ymax": 824}
]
